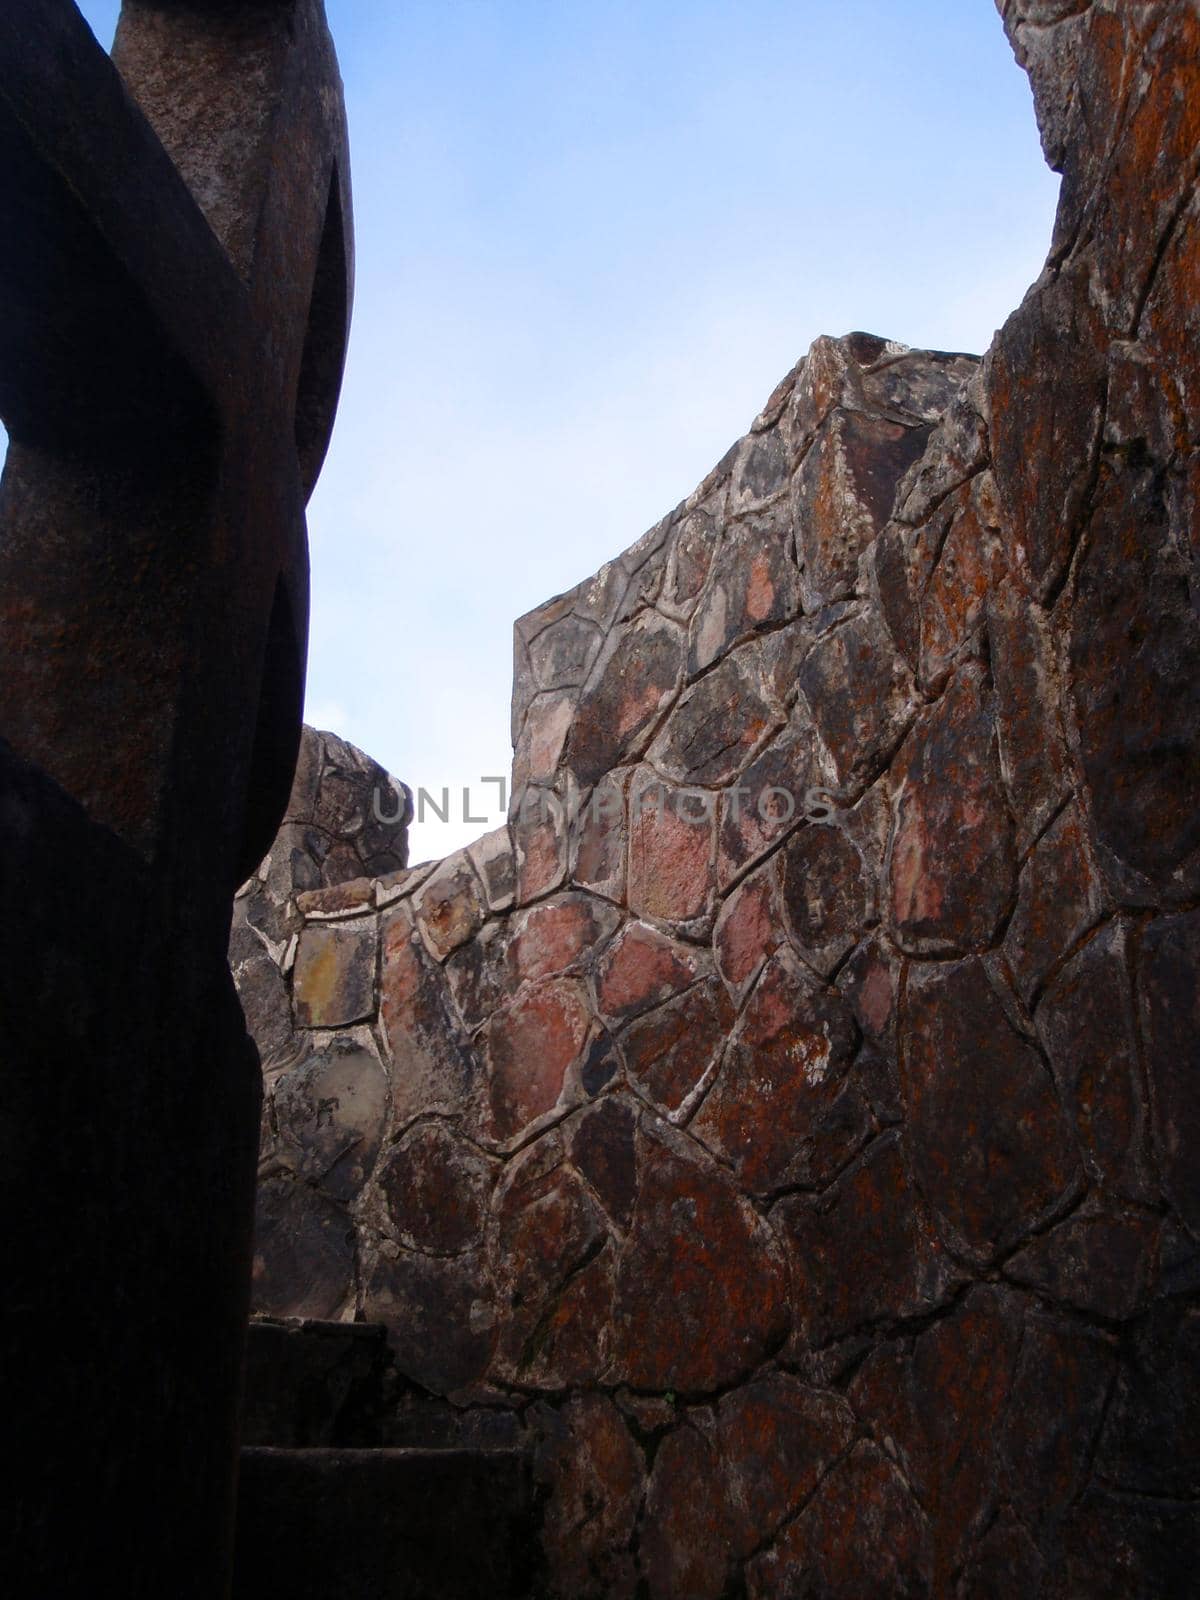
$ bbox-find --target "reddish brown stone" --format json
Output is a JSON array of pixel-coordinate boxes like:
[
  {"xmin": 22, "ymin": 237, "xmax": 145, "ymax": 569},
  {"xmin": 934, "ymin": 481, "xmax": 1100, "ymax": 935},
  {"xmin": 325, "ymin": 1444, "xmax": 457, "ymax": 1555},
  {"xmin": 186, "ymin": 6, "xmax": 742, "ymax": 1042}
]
[
  {"xmin": 566, "ymin": 612, "xmax": 686, "ymax": 786},
  {"xmin": 686, "ymin": 514, "xmax": 800, "ymax": 674},
  {"xmin": 662, "ymin": 507, "xmax": 717, "ymax": 619},
  {"xmin": 534, "ymin": 1394, "xmax": 643, "ymax": 1600},
  {"xmin": 775, "ymin": 1133, "xmax": 960, "ymax": 1349},
  {"xmin": 444, "ymin": 921, "xmax": 507, "ymax": 1034},
  {"xmin": 713, "ymin": 864, "xmax": 782, "ymax": 997},
  {"xmin": 484, "ymin": 977, "xmax": 593, "ymax": 1144},
  {"xmin": 621, "ymin": 977, "xmax": 734, "ymax": 1119},
  {"xmin": 292, "ymin": 919, "xmax": 378, "ymax": 1029},
  {"xmin": 958, "ymin": 1510, "xmax": 1046, "ymax": 1600},
  {"xmin": 797, "ymin": 606, "xmax": 916, "ymax": 798},
  {"xmin": 918, "ymin": 494, "xmax": 1001, "ymax": 690},
  {"xmin": 1037, "ymin": 922, "xmax": 1150, "ymax": 1199},
  {"xmin": 372, "ymin": 1121, "xmax": 494, "ymax": 1255},
  {"xmin": 716, "ymin": 1376, "xmax": 855, "ymax": 1558},
  {"xmin": 627, "ymin": 772, "xmax": 715, "ymax": 925},
  {"xmin": 381, "ymin": 907, "xmax": 479, "ymax": 1125},
  {"xmin": 412, "ymin": 854, "xmax": 485, "ymax": 962},
  {"xmin": 1137, "ymin": 910, "xmax": 1200, "ymax": 1235},
  {"xmin": 1006, "ymin": 1212, "xmax": 1159, "ymax": 1321},
  {"xmin": 612, "ymin": 1125, "xmax": 790, "ymax": 1392},
  {"xmin": 746, "ymin": 1443, "xmax": 931, "ymax": 1600},
  {"xmin": 507, "ymin": 892, "xmax": 618, "ymax": 984},
  {"xmin": 1002, "ymin": 803, "xmax": 1107, "ymax": 1005},
  {"xmin": 570, "ymin": 1097, "xmax": 639, "ymax": 1232},
  {"xmin": 512, "ymin": 790, "xmax": 568, "ymax": 904},
  {"xmin": 594, "ymin": 921, "xmax": 704, "ymax": 1025},
  {"xmin": 837, "ymin": 933, "xmax": 901, "ymax": 1055},
  {"xmin": 999, "ymin": 1314, "xmax": 1116, "ymax": 1534},
  {"xmin": 904, "ymin": 959, "xmax": 1078, "ymax": 1265},
  {"xmin": 492, "ymin": 1136, "xmax": 611, "ymax": 1387},
  {"xmin": 792, "ymin": 407, "xmax": 932, "ymax": 610},
  {"xmin": 640, "ymin": 1423, "xmax": 735, "ymax": 1600},
  {"xmin": 692, "ymin": 953, "xmax": 864, "ymax": 1196},
  {"xmin": 781, "ymin": 822, "xmax": 869, "ymax": 976},
  {"xmin": 987, "ymin": 578, "xmax": 1071, "ymax": 854},
  {"xmin": 1069, "ymin": 467, "xmax": 1200, "ymax": 899},
  {"xmin": 889, "ymin": 663, "xmax": 1016, "ymax": 956},
  {"xmin": 989, "ymin": 266, "xmax": 1106, "ymax": 600}
]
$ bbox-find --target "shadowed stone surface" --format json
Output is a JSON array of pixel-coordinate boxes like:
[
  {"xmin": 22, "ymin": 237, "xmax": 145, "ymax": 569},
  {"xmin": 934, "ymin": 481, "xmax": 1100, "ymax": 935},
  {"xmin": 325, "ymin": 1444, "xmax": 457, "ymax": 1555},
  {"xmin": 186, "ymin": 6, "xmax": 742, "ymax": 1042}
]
[{"xmin": 0, "ymin": 3, "xmax": 353, "ymax": 1593}]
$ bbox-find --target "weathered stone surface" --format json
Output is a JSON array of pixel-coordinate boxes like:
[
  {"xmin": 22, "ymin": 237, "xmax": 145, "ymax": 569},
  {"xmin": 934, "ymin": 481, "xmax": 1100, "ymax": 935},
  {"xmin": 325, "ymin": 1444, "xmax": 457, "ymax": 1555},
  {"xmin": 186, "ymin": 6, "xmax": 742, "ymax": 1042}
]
[
  {"xmin": 717, "ymin": 1376, "xmax": 855, "ymax": 1558},
  {"xmin": 269, "ymin": 1040, "xmax": 386, "ymax": 1203},
  {"xmin": 652, "ymin": 649, "xmax": 780, "ymax": 788},
  {"xmin": 781, "ymin": 821, "xmax": 869, "ymax": 976},
  {"xmin": 1037, "ymin": 922, "xmax": 1150, "ymax": 1200},
  {"xmin": 507, "ymin": 892, "xmax": 619, "ymax": 984},
  {"xmin": 571, "ymin": 1097, "xmax": 640, "ymax": 1232},
  {"xmin": 293, "ymin": 920, "xmax": 378, "ymax": 1029},
  {"xmin": 621, "ymin": 978, "xmax": 734, "ymax": 1119},
  {"xmin": 1006, "ymin": 1211, "xmax": 1159, "ymax": 1322},
  {"xmin": 716, "ymin": 717, "xmax": 816, "ymax": 888},
  {"xmin": 792, "ymin": 406, "xmax": 931, "ymax": 610},
  {"xmin": 484, "ymin": 978, "xmax": 593, "ymax": 1144},
  {"xmin": 412, "ymin": 853, "xmax": 485, "ymax": 962},
  {"xmin": 640, "ymin": 1423, "xmax": 734, "ymax": 1600},
  {"xmin": 359, "ymin": 1244, "xmax": 496, "ymax": 1395},
  {"xmin": 593, "ymin": 921, "xmax": 704, "ymax": 1025},
  {"xmin": 713, "ymin": 864, "xmax": 782, "ymax": 997},
  {"xmin": 776, "ymin": 1133, "xmax": 959, "ymax": 1349},
  {"xmin": 627, "ymin": 771, "xmax": 716, "ymax": 925},
  {"xmin": 686, "ymin": 514, "xmax": 799, "ymax": 674},
  {"xmin": 253, "ymin": 1177, "xmax": 355, "ymax": 1322},
  {"xmin": 534, "ymin": 1395, "xmax": 643, "ymax": 1600},
  {"xmin": 1002, "ymin": 802, "xmax": 1107, "ymax": 1004},
  {"xmin": 612, "ymin": 1124, "xmax": 790, "ymax": 1392},
  {"xmin": 380, "ymin": 905, "xmax": 480, "ymax": 1130},
  {"xmin": 1138, "ymin": 911, "xmax": 1200, "ymax": 1235},
  {"xmin": 566, "ymin": 612, "xmax": 686, "ymax": 786},
  {"xmin": 987, "ymin": 579, "xmax": 1070, "ymax": 853},
  {"xmin": 746, "ymin": 1443, "xmax": 930, "ymax": 1600},
  {"xmin": 371, "ymin": 1121, "xmax": 494, "ymax": 1255},
  {"xmin": 692, "ymin": 952, "xmax": 863, "ymax": 1195},
  {"xmin": 889, "ymin": 664, "xmax": 1016, "ymax": 955},
  {"xmin": 570, "ymin": 772, "xmax": 627, "ymax": 901},
  {"xmin": 904, "ymin": 960, "xmax": 1078, "ymax": 1266},
  {"xmin": 798, "ymin": 606, "xmax": 916, "ymax": 798}
]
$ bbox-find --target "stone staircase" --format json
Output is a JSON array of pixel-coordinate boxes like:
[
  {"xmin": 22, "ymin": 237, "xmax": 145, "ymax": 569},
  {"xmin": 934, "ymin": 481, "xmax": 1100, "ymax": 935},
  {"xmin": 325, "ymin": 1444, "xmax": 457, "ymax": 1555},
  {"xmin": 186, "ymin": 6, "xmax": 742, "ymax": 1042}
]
[{"xmin": 232, "ymin": 1318, "xmax": 538, "ymax": 1599}]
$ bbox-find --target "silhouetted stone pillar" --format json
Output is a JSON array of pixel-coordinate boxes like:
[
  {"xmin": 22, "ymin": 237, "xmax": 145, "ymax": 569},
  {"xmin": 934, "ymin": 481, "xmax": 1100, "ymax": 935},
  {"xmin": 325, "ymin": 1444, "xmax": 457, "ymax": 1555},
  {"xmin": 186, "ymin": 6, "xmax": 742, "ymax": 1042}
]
[{"xmin": 0, "ymin": 3, "xmax": 352, "ymax": 1592}]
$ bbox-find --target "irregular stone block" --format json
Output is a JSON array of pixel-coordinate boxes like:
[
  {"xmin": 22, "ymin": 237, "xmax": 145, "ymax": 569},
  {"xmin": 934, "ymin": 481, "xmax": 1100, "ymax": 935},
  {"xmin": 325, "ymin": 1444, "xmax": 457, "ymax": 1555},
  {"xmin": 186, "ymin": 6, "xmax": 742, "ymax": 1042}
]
[
  {"xmin": 612, "ymin": 1123, "xmax": 790, "ymax": 1392},
  {"xmin": 533, "ymin": 1394, "xmax": 643, "ymax": 1600},
  {"xmin": 370, "ymin": 1121, "xmax": 494, "ymax": 1256},
  {"xmin": 293, "ymin": 919, "xmax": 378, "ymax": 1029},
  {"xmin": 650, "ymin": 648, "xmax": 780, "ymax": 787},
  {"xmin": 798, "ymin": 606, "xmax": 916, "ymax": 799},
  {"xmin": 621, "ymin": 976, "xmax": 735, "ymax": 1120},
  {"xmin": 270, "ymin": 1040, "xmax": 387, "ymax": 1203},
  {"xmin": 566, "ymin": 612, "xmax": 686, "ymax": 786},
  {"xmin": 775, "ymin": 1132, "xmax": 960, "ymax": 1349},
  {"xmin": 904, "ymin": 959, "xmax": 1079, "ymax": 1266},
  {"xmin": 484, "ymin": 978, "xmax": 593, "ymax": 1144},
  {"xmin": 252, "ymin": 1176, "xmax": 355, "ymax": 1323},
  {"xmin": 889, "ymin": 663, "xmax": 1015, "ymax": 956},
  {"xmin": 1002, "ymin": 802, "xmax": 1107, "ymax": 1005},
  {"xmin": 1138, "ymin": 910, "xmax": 1200, "ymax": 1235},
  {"xmin": 692, "ymin": 952, "xmax": 864, "ymax": 1196},
  {"xmin": 627, "ymin": 771, "xmax": 716, "ymax": 925},
  {"xmin": 593, "ymin": 921, "xmax": 705, "ymax": 1025}
]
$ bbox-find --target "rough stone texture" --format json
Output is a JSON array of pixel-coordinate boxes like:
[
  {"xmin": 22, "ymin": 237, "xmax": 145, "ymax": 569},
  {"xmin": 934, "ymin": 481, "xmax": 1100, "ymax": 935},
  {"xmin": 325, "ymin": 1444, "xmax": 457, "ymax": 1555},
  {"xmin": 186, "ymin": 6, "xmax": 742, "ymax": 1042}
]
[{"xmin": 234, "ymin": 5, "xmax": 1200, "ymax": 1592}]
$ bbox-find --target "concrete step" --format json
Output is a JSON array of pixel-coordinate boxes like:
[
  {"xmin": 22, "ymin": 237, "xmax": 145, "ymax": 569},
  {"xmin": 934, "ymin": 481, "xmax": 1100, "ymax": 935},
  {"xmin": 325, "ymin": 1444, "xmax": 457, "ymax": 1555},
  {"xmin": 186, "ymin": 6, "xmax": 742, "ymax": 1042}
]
[{"xmin": 233, "ymin": 1446, "xmax": 535, "ymax": 1600}]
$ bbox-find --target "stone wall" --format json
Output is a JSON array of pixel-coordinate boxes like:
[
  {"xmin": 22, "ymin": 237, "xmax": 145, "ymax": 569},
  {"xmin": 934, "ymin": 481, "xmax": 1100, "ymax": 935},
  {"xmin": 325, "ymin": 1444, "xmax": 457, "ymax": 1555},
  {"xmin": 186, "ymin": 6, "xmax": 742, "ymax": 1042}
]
[{"xmin": 238, "ymin": 2, "xmax": 1200, "ymax": 1594}]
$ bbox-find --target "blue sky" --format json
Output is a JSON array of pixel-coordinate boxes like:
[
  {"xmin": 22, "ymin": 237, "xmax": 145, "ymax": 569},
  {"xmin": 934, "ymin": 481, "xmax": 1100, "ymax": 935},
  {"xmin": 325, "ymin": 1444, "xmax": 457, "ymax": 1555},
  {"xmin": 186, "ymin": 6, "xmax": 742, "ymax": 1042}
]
[{"xmin": 69, "ymin": 1, "xmax": 1057, "ymax": 859}]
